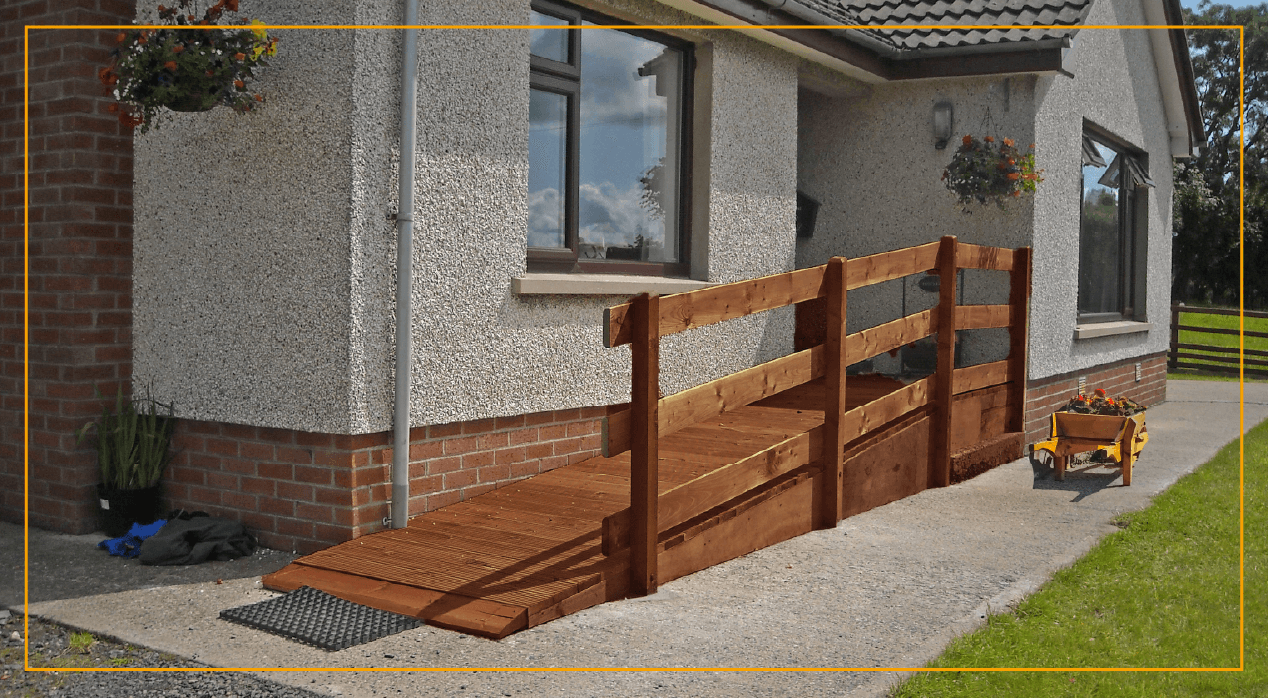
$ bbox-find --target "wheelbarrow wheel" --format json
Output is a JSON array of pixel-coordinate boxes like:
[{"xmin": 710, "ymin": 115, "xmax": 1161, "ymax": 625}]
[{"xmin": 1029, "ymin": 447, "xmax": 1055, "ymax": 473}]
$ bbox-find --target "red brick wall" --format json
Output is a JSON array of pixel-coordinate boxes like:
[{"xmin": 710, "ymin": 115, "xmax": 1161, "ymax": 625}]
[
  {"xmin": 1023, "ymin": 352, "xmax": 1167, "ymax": 445},
  {"xmin": 168, "ymin": 406, "xmax": 609, "ymax": 554},
  {"xmin": 1, "ymin": 2, "xmax": 136, "ymax": 532}
]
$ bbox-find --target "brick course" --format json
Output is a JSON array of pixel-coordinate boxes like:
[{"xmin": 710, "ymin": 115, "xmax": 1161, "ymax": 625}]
[
  {"xmin": 1023, "ymin": 352, "xmax": 1167, "ymax": 445},
  {"xmin": 1, "ymin": 2, "xmax": 135, "ymax": 533},
  {"xmin": 167, "ymin": 406, "xmax": 612, "ymax": 554}
]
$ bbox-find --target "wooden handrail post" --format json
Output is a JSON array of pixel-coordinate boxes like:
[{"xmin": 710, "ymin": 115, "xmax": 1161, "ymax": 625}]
[
  {"xmin": 630, "ymin": 292, "xmax": 660, "ymax": 596},
  {"xmin": 820, "ymin": 256, "xmax": 847, "ymax": 529},
  {"xmin": 1006, "ymin": 247, "xmax": 1031, "ymax": 435},
  {"xmin": 930, "ymin": 236, "xmax": 957, "ymax": 489}
]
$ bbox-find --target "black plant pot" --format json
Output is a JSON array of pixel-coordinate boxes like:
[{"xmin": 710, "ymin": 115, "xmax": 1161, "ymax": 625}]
[{"xmin": 97, "ymin": 483, "xmax": 162, "ymax": 538}]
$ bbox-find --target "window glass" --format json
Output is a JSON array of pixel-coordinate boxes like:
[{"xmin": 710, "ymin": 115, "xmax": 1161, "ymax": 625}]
[
  {"xmin": 577, "ymin": 23, "xmax": 682, "ymax": 263},
  {"xmin": 529, "ymin": 11, "xmax": 570, "ymax": 63},
  {"xmin": 528, "ymin": 89, "xmax": 568, "ymax": 248},
  {"xmin": 1079, "ymin": 138, "xmax": 1122, "ymax": 316}
]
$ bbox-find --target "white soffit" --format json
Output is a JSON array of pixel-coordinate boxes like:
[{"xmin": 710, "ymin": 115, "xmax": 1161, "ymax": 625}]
[
  {"xmin": 1141, "ymin": 0, "xmax": 1198, "ymax": 158},
  {"xmin": 655, "ymin": 0, "xmax": 888, "ymax": 83}
]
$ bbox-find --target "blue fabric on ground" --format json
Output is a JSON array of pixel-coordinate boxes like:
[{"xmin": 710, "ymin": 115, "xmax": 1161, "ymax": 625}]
[{"xmin": 98, "ymin": 519, "xmax": 166, "ymax": 558}]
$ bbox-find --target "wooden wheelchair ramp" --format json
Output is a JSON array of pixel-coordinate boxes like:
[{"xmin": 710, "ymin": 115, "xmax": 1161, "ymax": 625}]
[{"xmin": 264, "ymin": 237, "xmax": 1032, "ymax": 639}]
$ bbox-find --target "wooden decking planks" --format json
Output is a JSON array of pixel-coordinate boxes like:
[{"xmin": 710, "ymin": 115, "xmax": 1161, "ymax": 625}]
[{"xmin": 261, "ymin": 373, "xmax": 908, "ymax": 639}]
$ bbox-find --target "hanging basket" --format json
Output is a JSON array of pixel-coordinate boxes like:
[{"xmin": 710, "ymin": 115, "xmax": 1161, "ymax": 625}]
[{"xmin": 160, "ymin": 91, "xmax": 220, "ymax": 113}]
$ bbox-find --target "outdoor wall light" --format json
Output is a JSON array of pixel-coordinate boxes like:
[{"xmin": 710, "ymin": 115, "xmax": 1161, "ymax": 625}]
[{"xmin": 933, "ymin": 101, "xmax": 953, "ymax": 149}]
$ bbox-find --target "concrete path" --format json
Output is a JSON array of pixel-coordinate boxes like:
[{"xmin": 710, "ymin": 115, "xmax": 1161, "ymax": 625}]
[{"xmin": 7, "ymin": 380, "xmax": 1265, "ymax": 697}]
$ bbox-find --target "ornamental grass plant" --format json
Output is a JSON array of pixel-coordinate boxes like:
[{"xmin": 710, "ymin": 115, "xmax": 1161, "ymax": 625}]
[
  {"xmin": 98, "ymin": 0, "xmax": 279, "ymax": 133},
  {"xmin": 942, "ymin": 135, "xmax": 1043, "ymax": 211}
]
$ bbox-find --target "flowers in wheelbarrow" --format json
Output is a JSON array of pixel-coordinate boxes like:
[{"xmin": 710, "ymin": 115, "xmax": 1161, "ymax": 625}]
[{"xmin": 1062, "ymin": 391, "xmax": 1145, "ymax": 416}]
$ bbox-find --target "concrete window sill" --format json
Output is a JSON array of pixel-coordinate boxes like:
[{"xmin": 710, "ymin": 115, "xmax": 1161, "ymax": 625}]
[
  {"xmin": 1073, "ymin": 320, "xmax": 1154, "ymax": 340},
  {"xmin": 512, "ymin": 273, "xmax": 713, "ymax": 296}
]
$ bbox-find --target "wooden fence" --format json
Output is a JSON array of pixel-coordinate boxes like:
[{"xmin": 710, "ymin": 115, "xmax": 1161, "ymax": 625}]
[
  {"xmin": 601, "ymin": 235, "xmax": 1032, "ymax": 596},
  {"xmin": 1168, "ymin": 304, "xmax": 1268, "ymax": 378}
]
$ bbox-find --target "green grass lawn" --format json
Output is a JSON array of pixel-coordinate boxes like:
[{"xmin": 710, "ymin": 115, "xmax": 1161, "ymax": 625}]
[
  {"xmin": 1170, "ymin": 308, "xmax": 1268, "ymax": 382},
  {"xmin": 890, "ymin": 418, "xmax": 1263, "ymax": 697}
]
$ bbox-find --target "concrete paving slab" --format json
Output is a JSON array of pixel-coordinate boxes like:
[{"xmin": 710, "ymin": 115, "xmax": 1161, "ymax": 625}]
[{"xmin": 9, "ymin": 380, "xmax": 1266, "ymax": 697}]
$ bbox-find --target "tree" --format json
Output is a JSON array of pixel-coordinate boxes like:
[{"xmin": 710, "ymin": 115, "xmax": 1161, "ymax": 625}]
[{"xmin": 1174, "ymin": 2, "xmax": 1268, "ymax": 309}]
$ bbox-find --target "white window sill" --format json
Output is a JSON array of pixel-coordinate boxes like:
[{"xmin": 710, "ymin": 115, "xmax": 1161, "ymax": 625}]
[
  {"xmin": 1074, "ymin": 320, "xmax": 1154, "ymax": 340},
  {"xmin": 512, "ymin": 273, "xmax": 713, "ymax": 296}
]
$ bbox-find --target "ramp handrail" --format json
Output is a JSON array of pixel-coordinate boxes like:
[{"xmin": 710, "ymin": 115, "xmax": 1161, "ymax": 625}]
[{"xmin": 603, "ymin": 236, "xmax": 1032, "ymax": 595}]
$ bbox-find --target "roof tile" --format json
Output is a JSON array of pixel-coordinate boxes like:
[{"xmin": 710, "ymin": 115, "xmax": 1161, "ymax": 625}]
[{"xmin": 797, "ymin": 0, "xmax": 1093, "ymax": 52}]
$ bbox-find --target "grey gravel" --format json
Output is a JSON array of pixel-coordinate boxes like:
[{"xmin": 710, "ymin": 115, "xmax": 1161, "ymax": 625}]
[{"xmin": 5, "ymin": 380, "xmax": 1264, "ymax": 697}]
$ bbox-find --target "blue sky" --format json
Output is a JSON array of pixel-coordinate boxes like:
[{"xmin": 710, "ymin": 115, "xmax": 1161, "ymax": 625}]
[{"xmin": 1180, "ymin": 0, "xmax": 1262, "ymax": 12}]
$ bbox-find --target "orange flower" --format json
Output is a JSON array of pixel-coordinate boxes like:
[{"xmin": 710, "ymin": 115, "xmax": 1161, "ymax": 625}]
[
  {"xmin": 97, "ymin": 66, "xmax": 113, "ymax": 84},
  {"xmin": 1007, "ymin": 173, "xmax": 1019, "ymax": 180},
  {"xmin": 254, "ymin": 93, "xmax": 263, "ymax": 101},
  {"xmin": 172, "ymin": 44, "xmax": 184, "ymax": 53},
  {"xmin": 1028, "ymin": 143, "xmax": 1035, "ymax": 149},
  {"xmin": 206, "ymin": 70, "xmax": 215, "ymax": 76},
  {"xmin": 234, "ymin": 79, "xmax": 245, "ymax": 89},
  {"xmin": 164, "ymin": 61, "xmax": 178, "ymax": 71},
  {"xmin": 1007, "ymin": 158, "xmax": 1016, "ymax": 165},
  {"xmin": 1012, "ymin": 190, "xmax": 1020, "ymax": 197},
  {"xmin": 984, "ymin": 136, "xmax": 994, "ymax": 143},
  {"xmin": 137, "ymin": 32, "xmax": 147, "ymax": 44},
  {"xmin": 962, "ymin": 134, "xmax": 972, "ymax": 145},
  {"xmin": 234, "ymin": 52, "xmax": 246, "ymax": 61},
  {"xmin": 116, "ymin": 32, "xmax": 126, "ymax": 43},
  {"xmin": 1003, "ymin": 138, "xmax": 1015, "ymax": 147}
]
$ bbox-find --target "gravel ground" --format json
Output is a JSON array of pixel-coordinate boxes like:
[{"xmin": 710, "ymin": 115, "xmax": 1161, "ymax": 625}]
[
  {"xmin": 7, "ymin": 380, "xmax": 1265, "ymax": 697},
  {"xmin": 0, "ymin": 610, "xmax": 324, "ymax": 698}
]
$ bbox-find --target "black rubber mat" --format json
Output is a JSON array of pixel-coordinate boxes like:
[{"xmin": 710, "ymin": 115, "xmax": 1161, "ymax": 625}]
[{"xmin": 219, "ymin": 586, "xmax": 423, "ymax": 651}]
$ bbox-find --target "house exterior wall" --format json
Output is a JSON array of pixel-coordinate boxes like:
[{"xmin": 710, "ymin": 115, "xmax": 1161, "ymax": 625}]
[
  {"xmin": 132, "ymin": 0, "xmax": 800, "ymax": 437},
  {"xmin": 796, "ymin": 73, "xmax": 1037, "ymax": 369},
  {"xmin": 133, "ymin": 3, "xmax": 361, "ymax": 434},
  {"xmin": 1029, "ymin": 0, "xmax": 1174, "ymax": 381},
  {"xmin": 1, "ymin": 1, "xmax": 136, "ymax": 532}
]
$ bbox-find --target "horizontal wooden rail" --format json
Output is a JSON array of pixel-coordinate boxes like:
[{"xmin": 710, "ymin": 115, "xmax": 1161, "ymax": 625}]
[
  {"xmin": 952, "ymin": 359, "xmax": 1012, "ymax": 395},
  {"xmin": 1171, "ymin": 351, "xmax": 1268, "ymax": 368},
  {"xmin": 603, "ymin": 426, "xmax": 824, "ymax": 554},
  {"xmin": 956, "ymin": 242, "xmax": 1016, "ymax": 271},
  {"xmin": 841, "ymin": 376, "xmax": 932, "ymax": 442},
  {"xmin": 604, "ymin": 266, "xmax": 827, "ymax": 347},
  {"xmin": 1174, "ymin": 306, "xmax": 1268, "ymax": 319},
  {"xmin": 603, "ymin": 345, "xmax": 826, "ymax": 457},
  {"xmin": 1174, "ymin": 324, "xmax": 1268, "ymax": 340},
  {"xmin": 1174, "ymin": 342, "xmax": 1268, "ymax": 359},
  {"xmin": 1173, "ymin": 361, "xmax": 1268, "ymax": 377},
  {"xmin": 844, "ymin": 242, "xmax": 940, "ymax": 291},
  {"xmin": 845, "ymin": 309, "xmax": 935, "ymax": 366},
  {"xmin": 604, "ymin": 242, "xmax": 941, "ymax": 347},
  {"xmin": 955, "ymin": 304, "xmax": 1012, "ymax": 331}
]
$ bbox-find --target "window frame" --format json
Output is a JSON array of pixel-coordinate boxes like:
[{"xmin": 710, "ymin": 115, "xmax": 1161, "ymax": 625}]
[
  {"xmin": 527, "ymin": 0, "xmax": 695, "ymax": 277},
  {"xmin": 1076, "ymin": 122, "xmax": 1150, "ymax": 325}
]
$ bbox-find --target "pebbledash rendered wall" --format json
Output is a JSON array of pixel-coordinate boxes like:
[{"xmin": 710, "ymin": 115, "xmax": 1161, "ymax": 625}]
[
  {"xmin": 797, "ymin": 0, "xmax": 1172, "ymax": 409},
  {"xmin": 1029, "ymin": 0, "xmax": 1174, "ymax": 384},
  {"xmin": 796, "ymin": 72, "xmax": 1037, "ymax": 370},
  {"xmin": 132, "ymin": 0, "xmax": 799, "ymax": 549}
]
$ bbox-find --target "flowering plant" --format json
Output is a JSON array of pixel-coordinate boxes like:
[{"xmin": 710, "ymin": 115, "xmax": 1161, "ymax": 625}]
[
  {"xmin": 942, "ymin": 135, "xmax": 1043, "ymax": 211},
  {"xmin": 98, "ymin": 0, "xmax": 279, "ymax": 133},
  {"xmin": 1061, "ymin": 389, "xmax": 1145, "ymax": 417}
]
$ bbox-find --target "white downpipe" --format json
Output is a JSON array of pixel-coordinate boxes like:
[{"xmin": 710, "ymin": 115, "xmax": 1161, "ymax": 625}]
[{"xmin": 392, "ymin": 0, "xmax": 420, "ymax": 529}]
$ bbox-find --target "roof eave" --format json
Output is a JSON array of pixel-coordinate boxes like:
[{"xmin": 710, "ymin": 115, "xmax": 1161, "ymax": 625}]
[{"xmin": 668, "ymin": 0, "xmax": 1071, "ymax": 81}]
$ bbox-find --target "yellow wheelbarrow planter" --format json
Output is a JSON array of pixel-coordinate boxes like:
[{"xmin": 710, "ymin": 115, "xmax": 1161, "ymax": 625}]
[{"xmin": 1029, "ymin": 411, "xmax": 1148, "ymax": 485}]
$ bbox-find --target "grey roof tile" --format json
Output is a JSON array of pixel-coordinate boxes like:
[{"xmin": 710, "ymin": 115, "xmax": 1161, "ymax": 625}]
[{"xmin": 796, "ymin": 0, "xmax": 1093, "ymax": 52}]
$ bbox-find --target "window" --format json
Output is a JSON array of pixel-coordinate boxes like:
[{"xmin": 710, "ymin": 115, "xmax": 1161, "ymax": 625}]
[
  {"xmin": 1078, "ymin": 126, "xmax": 1152, "ymax": 323},
  {"xmin": 528, "ymin": 0, "xmax": 692, "ymax": 276}
]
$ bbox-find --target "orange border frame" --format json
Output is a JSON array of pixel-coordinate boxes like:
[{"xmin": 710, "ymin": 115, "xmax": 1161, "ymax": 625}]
[{"xmin": 22, "ymin": 20, "xmax": 1247, "ymax": 680}]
